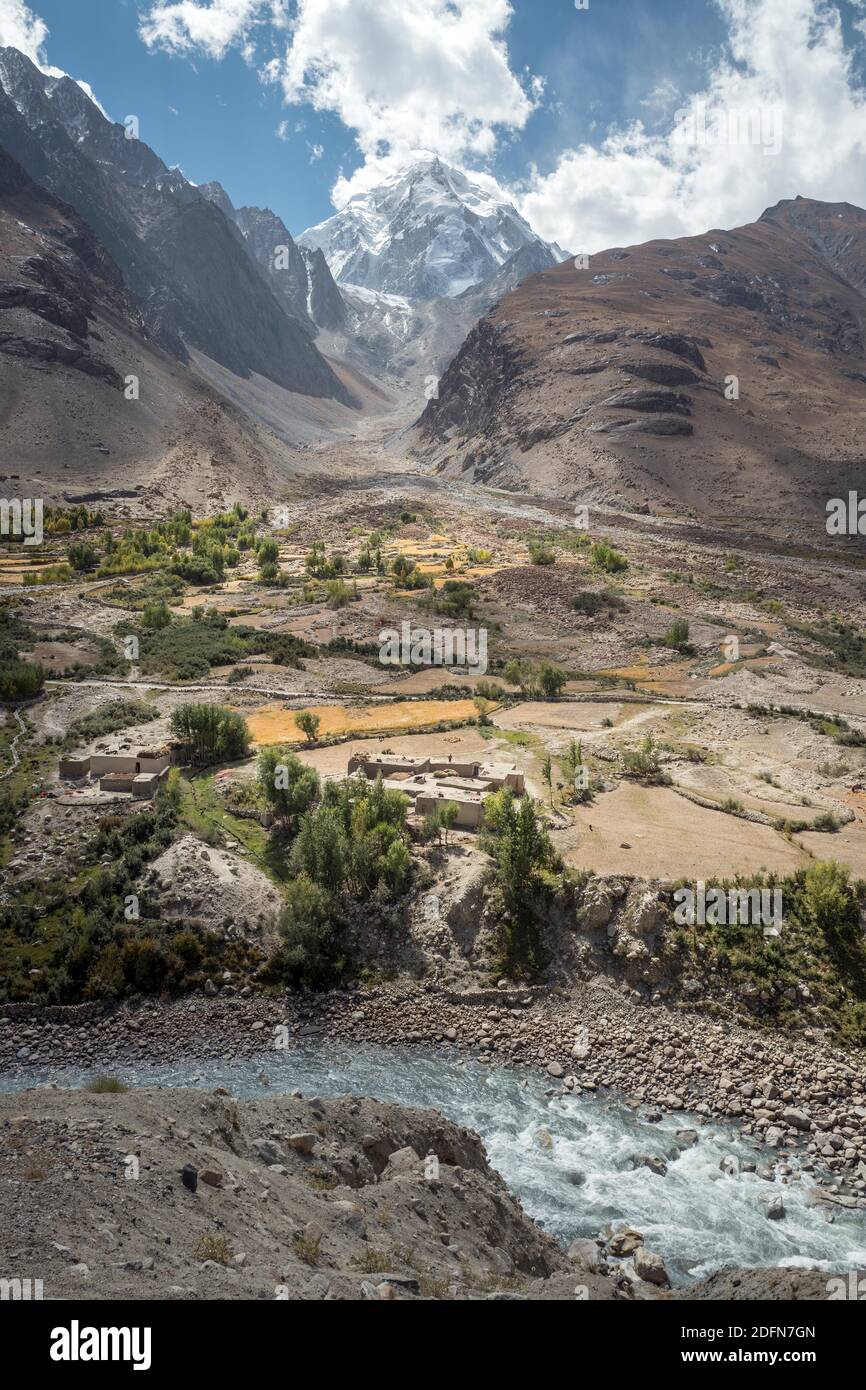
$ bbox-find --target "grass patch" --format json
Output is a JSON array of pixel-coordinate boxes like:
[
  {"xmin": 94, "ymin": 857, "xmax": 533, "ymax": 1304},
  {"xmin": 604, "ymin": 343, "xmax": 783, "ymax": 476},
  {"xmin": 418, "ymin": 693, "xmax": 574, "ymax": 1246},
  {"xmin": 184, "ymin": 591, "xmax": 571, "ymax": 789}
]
[
  {"xmin": 292, "ymin": 1231, "xmax": 322, "ymax": 1266},
  {"xmin": 83, "ymin": 1074, "xmax": 128, "ymax": 1094},
  {"xmin": 195, "ymin": 1234, "xmax": 233, "ymax": 1266}
]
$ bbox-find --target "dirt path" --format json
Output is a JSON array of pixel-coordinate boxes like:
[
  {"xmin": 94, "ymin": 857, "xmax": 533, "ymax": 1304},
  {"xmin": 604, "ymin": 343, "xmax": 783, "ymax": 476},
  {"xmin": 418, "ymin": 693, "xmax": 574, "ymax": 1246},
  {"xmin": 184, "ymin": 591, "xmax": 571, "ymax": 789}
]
[{"xmin": 0, "ymin": 709, "xmax": 26, "ymax": 782}]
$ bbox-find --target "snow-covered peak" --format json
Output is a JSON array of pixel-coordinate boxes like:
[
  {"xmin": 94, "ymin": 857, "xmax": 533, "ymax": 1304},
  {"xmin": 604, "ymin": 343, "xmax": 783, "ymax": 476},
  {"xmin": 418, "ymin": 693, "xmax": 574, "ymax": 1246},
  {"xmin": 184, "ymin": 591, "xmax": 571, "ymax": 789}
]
[{"xmin": 300, "ymin": 154, "xmax": 563, "ymax": 303}]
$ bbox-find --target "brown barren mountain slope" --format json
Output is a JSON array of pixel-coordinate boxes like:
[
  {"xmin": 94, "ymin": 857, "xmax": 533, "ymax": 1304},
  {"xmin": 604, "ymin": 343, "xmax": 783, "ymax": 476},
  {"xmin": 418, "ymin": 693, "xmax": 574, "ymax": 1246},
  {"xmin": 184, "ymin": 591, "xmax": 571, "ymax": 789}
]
[
  {"xmin": 415, "ymin": 197, "xmax": 866, "ymax": 538},
  {"xmin": 0, "ymin": 144, "xmax": 382, "ymax": 511}
]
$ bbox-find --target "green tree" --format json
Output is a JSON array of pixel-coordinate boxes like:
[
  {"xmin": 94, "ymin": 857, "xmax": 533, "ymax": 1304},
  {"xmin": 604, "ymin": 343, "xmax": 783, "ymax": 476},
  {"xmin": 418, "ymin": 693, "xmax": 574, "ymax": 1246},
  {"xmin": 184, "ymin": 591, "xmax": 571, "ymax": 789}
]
[
  {"xmin": 67, "ymin": 541, "xmax": 99, "ymax": 573},
  {"xmin": 295, "ymin": 710, "xmax": 321, "ymax": 743},
  {"xmin": 0, "ymin": 660, "xmax": 44, "ymax": 702},
  {"xmin": 482, "ymin": 789, "xmax": 555, "ymax": 918},
  {"xmin": 439, "ymin": 801, "xmax": 459, "ymax": 848},
  {"xmin": 537, "ymin": 662, "xmax": 567, "ymax": 697},
  {"xmin": 541, "ymin": 751, "xmax": 554, "ymax": 806},
  {"xmin": 258, "ymin": 747, "xmax": 320, "ymax": 822},
  {"xmin": 391, "ymin": 554, "xmax": 416, "ymax": 582},
  {"xmin": 802, "ymin": 862, "xmax": 859, "ymax": 942},
  {"xmin": 169, "ymin": 703, "xmax": 250, "ymax": 764},
  {"xmin": 503, "ymin": 659, "xmax": 523, "ymax": 687},
  {"xmin": 257, "ymin": 537, "xmax": 279, "ymax": 581},
  {"xmin": 473, "ymin": 695, "xmax": 492, "ymax": 726},
  {"xmin": 664, "ymin": 618, "xmax": 691, "ymax": 651},
  {"xmin": 277, "ymin": 874, "xmax": 343, "ymax": 989},
  {"xmin": 560, "ymin": 738, "xmax": 590, "ymax": 804}
]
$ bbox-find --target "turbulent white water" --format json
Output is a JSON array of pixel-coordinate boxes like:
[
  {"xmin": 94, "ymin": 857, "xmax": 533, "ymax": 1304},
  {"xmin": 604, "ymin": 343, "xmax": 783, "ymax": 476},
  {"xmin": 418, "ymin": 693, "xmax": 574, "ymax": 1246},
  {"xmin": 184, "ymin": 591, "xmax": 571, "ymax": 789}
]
[{"xmin": 4, "ymin": 1045, "xmax": 864, "ymax": 1285}]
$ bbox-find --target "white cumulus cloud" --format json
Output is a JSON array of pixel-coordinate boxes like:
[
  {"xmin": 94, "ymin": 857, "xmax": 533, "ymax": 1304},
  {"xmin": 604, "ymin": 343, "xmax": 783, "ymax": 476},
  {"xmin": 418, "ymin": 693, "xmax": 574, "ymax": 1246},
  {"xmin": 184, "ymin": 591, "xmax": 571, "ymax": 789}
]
[
  {"xmin": 140, "ymin": 0, "xmax": 538, "ymax": 206},
  {"xmin": 515, "ymin": 0, "xmax": 866, "ymax": 252},
  {"xmin": 0, "ymin": 0, "xmax": 47, "ymax": 62},
  {"xmin": 140, "ymin": 0, "xmax": 284, "ymax": 59}
]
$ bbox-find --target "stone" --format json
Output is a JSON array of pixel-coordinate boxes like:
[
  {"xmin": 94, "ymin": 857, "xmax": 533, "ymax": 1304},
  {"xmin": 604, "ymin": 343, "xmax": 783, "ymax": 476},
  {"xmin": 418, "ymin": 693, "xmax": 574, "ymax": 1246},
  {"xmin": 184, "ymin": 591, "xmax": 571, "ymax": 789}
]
[
  {"xmin": 634, "ymin": 1153, "xmax": 668, "ymax": 1177},
  {"xmin": 781, "ymin": 1108, "xmax": 811, "ymax": 1131},
  {"xmin": 286, "ymin": 1133, "xmax": 317, "ymax": 1155},
  {"xmin": 383, "ymin": 1146, "xmax": 422, "ymax": 1178},
  {"xmin": 253, "ymin": 1138, "xmax": 285, "ymax": 1165},
  {"xmin": 760, "ymin": 1195, "xmax": 786, "ymax": 1221},
  {"xmin": 567, "ymin": 1238, "xmax": 603, "ymax": 1272},
  {"xmin": 633, "ymin": 1246, "xmax": 669, "ymax": 1286},
  {"xmin": 608, "ymin": 1228, "xmax": 643, "ymax": 1257},
  {"xmin": 181, "ymin": 1164, "xmax": 198, "ymax": 1193}
]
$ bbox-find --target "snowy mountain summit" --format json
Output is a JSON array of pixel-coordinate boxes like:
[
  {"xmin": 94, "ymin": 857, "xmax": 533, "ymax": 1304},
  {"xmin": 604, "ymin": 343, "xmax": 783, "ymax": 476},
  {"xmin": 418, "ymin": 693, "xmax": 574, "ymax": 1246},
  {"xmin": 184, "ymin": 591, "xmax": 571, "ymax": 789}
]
[{"xmin": 300, "ymin": 155, "xmax": 564, "ymax": 303}]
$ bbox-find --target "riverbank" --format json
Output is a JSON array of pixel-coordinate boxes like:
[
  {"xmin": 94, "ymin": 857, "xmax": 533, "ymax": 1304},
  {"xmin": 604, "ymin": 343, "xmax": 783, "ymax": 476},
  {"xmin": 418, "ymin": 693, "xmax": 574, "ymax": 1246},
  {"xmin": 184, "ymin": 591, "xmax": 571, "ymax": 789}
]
[
  {"xmin": 3, "ymin": 979, "xmax": 865, "ymax": 1197},
  {"xmin": 0, "ymin": 1081, "xmax": 848, "ymax": 1302}
]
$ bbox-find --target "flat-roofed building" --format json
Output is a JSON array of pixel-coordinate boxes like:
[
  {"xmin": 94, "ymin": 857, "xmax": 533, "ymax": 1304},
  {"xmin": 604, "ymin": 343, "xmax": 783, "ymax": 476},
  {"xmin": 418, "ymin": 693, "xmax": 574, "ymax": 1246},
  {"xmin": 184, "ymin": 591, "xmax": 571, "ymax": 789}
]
[
  {"xmin": 98, "ymin": 771, "xmax": 138, "ymax": 794},
  {"xmin": 348, "ymin": 750, "xmax": 524, "ymax": 831}
]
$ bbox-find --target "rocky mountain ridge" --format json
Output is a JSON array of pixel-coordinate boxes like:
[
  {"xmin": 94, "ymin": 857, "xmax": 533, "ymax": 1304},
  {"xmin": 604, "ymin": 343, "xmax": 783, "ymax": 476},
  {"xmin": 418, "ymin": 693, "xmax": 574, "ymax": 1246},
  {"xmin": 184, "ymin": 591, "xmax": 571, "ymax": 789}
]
[
  {"xmin": 0, "ymin": 46, "xmax": 349, "ymax": 403},
  {"xmin": 415, "ymin": 196, "xmax": 866, "ymax": 536}
]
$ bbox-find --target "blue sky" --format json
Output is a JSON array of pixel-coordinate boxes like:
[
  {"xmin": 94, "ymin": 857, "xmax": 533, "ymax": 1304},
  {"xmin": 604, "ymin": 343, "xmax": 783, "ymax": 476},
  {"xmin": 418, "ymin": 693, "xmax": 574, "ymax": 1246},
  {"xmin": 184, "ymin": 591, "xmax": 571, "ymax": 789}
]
[
  {"xmin": 4, "ymin": 1, "xmax": 866, "ymax": 249},
  {"xmin": 0, "ymin": 0, "xmax": 739, "ymax": 231}
]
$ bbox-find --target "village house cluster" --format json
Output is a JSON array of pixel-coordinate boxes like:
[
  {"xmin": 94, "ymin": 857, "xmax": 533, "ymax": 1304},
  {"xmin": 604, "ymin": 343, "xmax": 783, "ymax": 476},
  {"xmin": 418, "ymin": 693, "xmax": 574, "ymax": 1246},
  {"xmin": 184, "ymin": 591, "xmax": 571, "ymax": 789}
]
[
  {"xmin": 58, "ymin": 746, "xmax": 176, "ymax": 800},
  {"xmin": 347, "ymin": 752, "xmax": 525, "ymax": 829}
]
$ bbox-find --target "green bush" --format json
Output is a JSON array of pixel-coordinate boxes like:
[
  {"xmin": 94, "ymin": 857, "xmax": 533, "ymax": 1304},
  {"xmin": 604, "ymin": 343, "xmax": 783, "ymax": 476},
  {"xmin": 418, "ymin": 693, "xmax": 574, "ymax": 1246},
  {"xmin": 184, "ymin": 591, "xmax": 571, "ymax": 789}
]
[
  {"xmin": 591, "ymin": 542, "xmax": 628, "ymax": 574},
  {"xmin": 67, "ymin": 541, "xmax": 99, "ymax": 573},
  {"xmin": 527, "ymin": 539, "xmax": 555, "ymax": 566},
  {"xmin": 0, "ymin": 660, "xmax": 44, "ymax": 702},
  {"xmin": 622, "ymin": 735, "xmax": 663, "ymax": 781},
  {"xmin": 277, "ymin": 874, "xmax": 345, "ymax": 989},
  {"xmin": 664, "ymin": 618, "xmax": 691, "ymax": 651}
]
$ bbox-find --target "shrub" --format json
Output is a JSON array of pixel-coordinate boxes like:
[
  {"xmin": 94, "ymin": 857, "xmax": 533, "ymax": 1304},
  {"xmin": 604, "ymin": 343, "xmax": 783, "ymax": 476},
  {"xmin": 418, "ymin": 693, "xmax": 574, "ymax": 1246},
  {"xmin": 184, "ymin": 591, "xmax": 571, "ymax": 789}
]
[
  {"xmin": 591, "ymin": 542, "xmax": 628, "ymax": 574},
  {"xmin": 527, "ymin": 539, "xmax": 555, "ymax": 566},
  {"xmin": 62, "ymin": 699, "xmax": 158, "ymax": 749},
  {"xmin": 622, "ymin": 735, "xmax": 663, "ymax": 781},
  {"xmin": 171, "ymin": 555, "xmax": 219, "ymax": 585},
  {"xmin": 433, "ymin": 580, "xmax": 475, "ymax": 619},
  {"xmin": 67, "ymin": 541, "xmax": 99, "ymax": 573},
  {"xmin": 572, "ymin": 590, "xmax": 627, "ymax": 616},
  {"xmin": 83, "ymin": 1075, "xmax": 128, "ymax": 1094},
  {"xmin": 142, "ymin": 601, "xmax": 171, "ymax": 630},
  {"xmin": 0, "ymin": 660, "xmax": 44, "ymax": 702},
  {"xmin": 664, "ymin": 618, "xmax": 691, "ymax": 651},
  {"xmin": 195, "ymin": 1235, "xmax": 233, "ymax": 1266}
]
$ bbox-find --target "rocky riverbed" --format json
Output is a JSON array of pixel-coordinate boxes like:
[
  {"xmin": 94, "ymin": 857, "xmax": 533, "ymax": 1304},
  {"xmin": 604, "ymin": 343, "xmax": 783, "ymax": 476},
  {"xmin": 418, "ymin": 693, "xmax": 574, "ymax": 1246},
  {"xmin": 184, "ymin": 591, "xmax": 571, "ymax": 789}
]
[
  {"xmin": 0, "ymin": 1083, "xmax": 853, "ymax": 1302},
  {"xmin": 3, "ymin": 976, "xmax": 866, "ymax": 1199}
]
